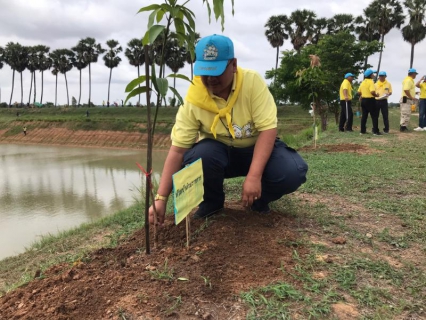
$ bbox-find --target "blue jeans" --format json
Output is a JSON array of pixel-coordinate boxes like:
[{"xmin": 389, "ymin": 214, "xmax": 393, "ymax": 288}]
[
  {"xmin": 419, "ymin": 99, "xmax": 426, "ymax": 128},
  {"xmin": 182, "ymin": 138, "xmax": 308, "ymax": 210}
]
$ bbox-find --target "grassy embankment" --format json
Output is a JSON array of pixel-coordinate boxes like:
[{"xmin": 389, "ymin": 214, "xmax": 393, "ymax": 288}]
[{"xmin": 1, "ymin": 106, "xmax": 426, "ymax": 319}]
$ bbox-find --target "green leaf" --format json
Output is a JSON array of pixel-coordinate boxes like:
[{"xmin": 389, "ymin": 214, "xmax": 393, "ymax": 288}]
[
  {"xmin": 169, "ymin": 86, "xmax": 184, "ymax": 106},
  {"xmin": 203, "ymin": 0, "xmax": 212, "ymax": 23},
  {"xmin": 177, "ymin": 277, "xmax": 189, "ymax": 281},
  {"xmin": 174, "ymin": 18, "xmax": 185, "ymax": 36},
  {"xmin": 124, "ymin": 87, "xmax": 150, "ymax": 105},
  {"xmin": 156, "ymin": 78, "xmax": 169, "ymax": 98},
  {"xmin": 125, "ymin": 76, "xmax": 146, "ymax": 93},
  {"xmin": 156, "ymin": 8, "xmax": 165, "ymax": 22},
  {"xmin": 148, "ymin": 8, "xmax": 160, "ymax": 28},
  {"xmin": 151, "ymin": 62, "xmax": 159, "ymax": 92},
  {"xmin": 182, "ymin": 9, "xmax": 196, "ymax": 31},
  {"xmin": 142, "ymin": 25, "xmax": 166, "ymax": 45},
  {"xmin": 137, "ymin": 4, "xmax": 160, "ymax": 14},
  {"xmin": 167, "ymin": 73, "xmax": 192, "ymax": 83}
]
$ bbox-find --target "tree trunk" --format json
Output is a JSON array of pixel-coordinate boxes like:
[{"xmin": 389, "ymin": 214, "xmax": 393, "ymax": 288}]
[
  {"xmin": 28, "ymin": 72, "xmax": 33, "ymax": 105},
  {"xmin": 9, "ymin": 70, "xmax": 15, "ymax": 107},
  {"xmin": 376, "ymin": 34, "xmax": 385, "ymax": 77},
  {"xmin": 137, "ymin": 65, "xmax": 141, "ymax": 105},
  {"xmin": 190, "ymin": 62, "xmax": 193, "ymax": 80},
  {"xmin": 275, "ymin": 46, "xmax": 279, "ymax": 82},
  {"xmin": 410, "ymin": 43, "xmax": 414, "ymax": 69},
  {"xmin": 33, "ymin": 71, "xmax": 37, "ymax": 104},
  {"xmin": 55, "ymin": 74, "xmax": 58, "ymax": 107},
  {"xmin": 107, "ymin": 68, "xmax": 112, "ymax": 107},
  {"xmin": 20, "ymin": 72, "xmax": 24, "ymax": 106},
  {"xmin": 363, "ymin": 56, "xmax": 369, "ymax": 70},
  {"xmin": 65, "ymin": 72, "xmax": 70, "ymax": 106},
  {"xmin": 88, "ymin": 63, "xmax": 92, "ymax": 107},
  {"xmin": 78, "ymin": 69, "xmax": 82, "ymax": 106},
  {"xmin": 41, "ymin": 71, "xmax": 44, "ymax": 104},
  {"xmin": 173, "ymin": 73, "xmax": 176, "ymax": 100}
]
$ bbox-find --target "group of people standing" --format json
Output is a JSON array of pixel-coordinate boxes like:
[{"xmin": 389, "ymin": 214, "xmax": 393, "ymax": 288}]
[{"xmin": 339, "ymin": 68, "xmax": 426, "ymax": 134}]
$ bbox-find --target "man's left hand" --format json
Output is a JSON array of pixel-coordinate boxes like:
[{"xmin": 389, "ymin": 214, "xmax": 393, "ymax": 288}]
[{"xmin": 242, "ymin": 175, "xmax": 261, "ymax": 207}]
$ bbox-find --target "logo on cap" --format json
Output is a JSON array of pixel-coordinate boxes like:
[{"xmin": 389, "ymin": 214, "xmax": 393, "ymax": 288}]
[{"xmin": 203, "ymin": 45, "xmax": 219, "ymax": 61}]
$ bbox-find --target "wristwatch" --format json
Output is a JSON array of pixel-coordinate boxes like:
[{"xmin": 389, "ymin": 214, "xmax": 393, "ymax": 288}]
[{"xmin": 154, "ymin": 194, "xmax": 167, "ymax": 202}]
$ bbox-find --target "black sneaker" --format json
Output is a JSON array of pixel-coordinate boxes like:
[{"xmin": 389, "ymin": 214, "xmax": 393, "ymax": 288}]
[
  {"xmin": 360, "ymin": 132, "xmax": 368, "ymax": 135},
  {"xmin": 346, "ymin": 129, "xmax": 354, "ymax": 132},
  {"xmin": 193, "ymin": 204, "xmax": 224, "ymax": 219},
  {"xmin": 373, "ymin": 132, "xmax": 383, "ymax": 136},
  {"xmin": 251, "ymin": 199, "xmax": 271, "ymax": 214},
  {"xmin": 383, "ymin": 130, "xmax": 389, "ymax": 134},
  {"xmin": 339, "ymin": 129, "xmax": 345, "ymax": 132},
  {"xmin": 400, "ymin": 126, "xmax": 408, "ymax": 132}
]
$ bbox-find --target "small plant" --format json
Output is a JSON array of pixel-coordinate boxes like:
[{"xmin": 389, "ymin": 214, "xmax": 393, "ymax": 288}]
[
  {"xmin": 201, "ymin": 275, "xmax": 212, "ymax": 289},
  {"xmin": 149, "ymin": 258, "xmax": 174, "ymax": 280}
]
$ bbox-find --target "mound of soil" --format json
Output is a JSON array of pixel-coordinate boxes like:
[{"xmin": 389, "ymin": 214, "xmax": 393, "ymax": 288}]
[
  {"xmin": 299, "ymin": 143, "xmax": 375, "ymax": 154},
  {"xmin": 0, "ymin": 201, "xmax": 307, "ymax": 319}
]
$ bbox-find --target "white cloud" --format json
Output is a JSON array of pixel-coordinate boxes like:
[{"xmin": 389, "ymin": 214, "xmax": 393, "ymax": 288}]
[{"xmin": 1, "ymin": 0, "xmax": 424, "ymax": 106}]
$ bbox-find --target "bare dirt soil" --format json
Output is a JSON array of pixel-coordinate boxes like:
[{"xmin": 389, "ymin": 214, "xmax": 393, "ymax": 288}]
[{"xmin": 0, "ymin": 201, "xmax": 309, "ymax": 319}]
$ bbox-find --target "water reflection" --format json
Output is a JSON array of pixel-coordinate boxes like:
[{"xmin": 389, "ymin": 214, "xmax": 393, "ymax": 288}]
[{"xmin": 0, "ymin": 144, "xmax": 166, "ymax": 259}]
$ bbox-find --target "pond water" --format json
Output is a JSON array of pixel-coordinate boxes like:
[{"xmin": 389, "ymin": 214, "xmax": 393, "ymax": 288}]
[{"xmin": 0, "ymin": 144, "xmax": 167, "ymax": 260}]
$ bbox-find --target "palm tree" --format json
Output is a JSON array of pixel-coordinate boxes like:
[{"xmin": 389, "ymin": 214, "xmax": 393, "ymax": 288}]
[
  {"xmin": 0, "ymin": 46, "xmax": 4, "ymax": 103},
  {"xmin": 264, "ymin": 15, "xmax": 289, "ymax": 77},
  {"xmin": 27, "ymin": 46, "xmax": 37, "ymax": 105},
  {"xmin": 184, "ymin": 32, "xmax": 201, "ymax": 80},
  {"xmin": 365, "ymin": 0, "xmax": 405, "ymax": 75},
  {"xmin": 103, "ymin": 40, "xmax": 122, "ymax": 107},
  {"xmin": 165, "ymin": 34, "xmax": 187, "ymax": 100},
  {"xmin": 310, "ymin": 18, "xmax": 328, "ymax": 45},
  {"xmin": 401, "ymin": 0, "xmax": 426, "ymax": 68},
  {"xmin": 72, "ymin": 43, "xmax": 88, "ymax": 106},
  {"xmin": 37, "ymin": 46, "xmax": 51, "ymax": 104},
  {"xmin": 327, "ymin": 14, "xmax": 355, "ymax": 35},
  {"xmin": 125, "ymin": 38, "xmax": 144, "ymax": 105},
  {"xmin": 355, "ymin": 15, "xmax": 381, "ymax": 68},
  {"xmin": 77, "ymin": 37, "xmax": 105, "ymax": 106},
  {"xmin": 285, "ymin": 9, "xmax": 317, "ymax": 53},
  {"xmin": 4, "ymin": 42, "xmax": 28, "ymax": 106},
  {"xmin": 50, "ymin": 49, "xmax": 74, "ymax": 107}
]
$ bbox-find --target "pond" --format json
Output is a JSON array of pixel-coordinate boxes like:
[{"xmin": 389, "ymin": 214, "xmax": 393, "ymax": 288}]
[{"xmin": 0, "ymin": 144, "xmax": 167, "ymax": 260}]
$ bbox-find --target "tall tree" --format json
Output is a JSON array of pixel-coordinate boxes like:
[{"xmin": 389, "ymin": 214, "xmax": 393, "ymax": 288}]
[
  {"xmin": 37, "ymin": 46, "xmax": 51, "ymax": 104},
  {"xmin": 26, "ymin": 46, "xmax": 37, "ymax": 105},
  {"xmin": 310, "ymin": 18, "xmax": 328, "ymax": 45},
  {"xmin": 285, "ymin": 9, "xmax": 317, "ymax": 52},
  {"xmin": 125, "ymin": 38, "xmax": 144, "ymax": 105},
  {"xmin": 103, "ymin": 39, "xmax": 122, "ymax": 107},
  {"xmin": 49, "ymin": 50, "xmax": 61, "ymax": 107},
  {"xmin": 264, "ymin": 15, "xmax": 289, "ymax": 78},
  {"xmin": 327, "ymin": 14, "xmax": 355, "ymax": 35},
  {"xmin": 4, "ymin": 42, "xmax": 28, "ymax": 106},
  {"xmin": 0, "ymin": 46, "xmax": 4, "ymax": 103},
  {"xmin": 401, "ymin": 0, "xmax": 426, "ymax": 68},
  {"xmin": 365, "ymin": 0, "xmax": 404, "ymax": 75},
  {"xmin": 71, "ymin": 43, "xmax": 89, "ymax": 106},
  {"xmin": 184, "ymin": 32, "xmax": 201, "ymax": 80},
  {"xmin": 78, "ymin": 37, "xmax": 105, "ymax": 106},
  {"xmin": 165, "ymin": 34, "xmax": 187, "ymax": 100},
  {"xmin": 50, "ymin": 49, "xmax": 74, "ymax": 106},
  {"xmin": 354, "ymin": 15, "xmax": 381, "ymax": 68}
]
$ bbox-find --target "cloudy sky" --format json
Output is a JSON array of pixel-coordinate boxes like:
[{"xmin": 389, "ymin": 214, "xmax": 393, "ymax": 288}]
[{"xmin": 0, "ymin": 0, "xmax": 423, "ymax": 106}]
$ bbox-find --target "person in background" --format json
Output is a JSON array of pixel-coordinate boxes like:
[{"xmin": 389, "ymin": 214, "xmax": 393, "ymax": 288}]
[
  {"xmin": 415, "ymin": 74, "xmax": 426, "ymax": 131},
  {"xmin": 375, "ymin": 71, "xmax": 392, "ymax": 134},
  {"xmin": 338, "ymin": 73, "xmax": 355, "ymax": 132},
  {"xmin": 358, "ymin": 69, "xmax": 381, "ymax": 135},
  {"xmin": 23, "ymin": 126, "xmax": 27, "ymax": 136},
  {"xmin": 148, "ymin": 34, "xmax": 308, "ymax": 226},
  {"xmin": 400, "ymin": 68, "xmax": 418, "ymax": 132}
]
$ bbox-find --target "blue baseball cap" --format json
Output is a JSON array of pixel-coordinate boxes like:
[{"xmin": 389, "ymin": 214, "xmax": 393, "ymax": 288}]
[
  {"xmin": 345, "ymin": 73, "xmax": 355, "ymax": 79},
  {"xmin": 408, "ymin": 68, "xmax": 418, "ymax": 74},
  {"xmin": 378, "ymin": 71, "xmax": 387, "ymax": 76},
  {"xmin": 194, "ymin": 34, "xmax": 234, "ymax": 76},
  {"xmin": 364, "ymin": 69, "xmax": 377, "ymax": 77}
]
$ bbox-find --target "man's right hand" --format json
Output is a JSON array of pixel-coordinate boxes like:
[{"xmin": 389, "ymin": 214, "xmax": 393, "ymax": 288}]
[{"xmin": 149, "ymin": 200, "xmax": 167, "ymax": 227}]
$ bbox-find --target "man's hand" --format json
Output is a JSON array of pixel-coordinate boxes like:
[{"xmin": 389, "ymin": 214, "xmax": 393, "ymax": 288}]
[
  {"xmin": 149, "ymin": 200, "xmax": 167, "ymax": 227},
  {"xmin": 242, "ymin": 175, "xmax": 261, "ymax": 207}
]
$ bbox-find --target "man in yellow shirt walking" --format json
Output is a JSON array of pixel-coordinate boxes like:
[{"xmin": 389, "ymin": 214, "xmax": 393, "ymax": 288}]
[
  {"xmin": 339, "ymin": 73, "xmax": 355, "ymax": 132},
  {"xmin": 375, "ymin": 71, "xmax": 392, "ymax": 133},
  {"xmin": 400, "ymin": 68, "xmax": 418, "ymax": 132},
  {"xmin": 415, "ymin": 74, "xmax": 426, "ymax": 131},
  {"xmin": 358, "ymin": 69, "xmax": 381, "ymax": 135},
  {"xmin": 148, "ymin": 35, "xmax": 308, "ymax": 224}
]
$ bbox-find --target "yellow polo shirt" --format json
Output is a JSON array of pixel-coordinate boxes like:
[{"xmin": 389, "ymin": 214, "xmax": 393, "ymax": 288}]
[
  {"xmin": 375, "ymin": 80, "xmax": 392, "ymax": 100},
  {"xmin": 171, "ymin": 68, "xmax": 277, "ymax": 148},
  {"xmin": 339, "ymin": 79, "xmax": 352, "ymax": 100},
  {"xmin": 358, "ymin": 79, "xmax": 376, "ymax": 98},
  {"xmin": 419, "ymin": 82, "xmax": 426, "ymax": 99},
  {"xmin": 402, "ymin": 76, "xmax": 415, "ymax": 98}
]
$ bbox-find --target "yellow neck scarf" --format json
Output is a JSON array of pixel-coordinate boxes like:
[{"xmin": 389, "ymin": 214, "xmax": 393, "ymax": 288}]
[
  {"xmin": 185, "ymin": 67, "xmax": 243, "ymax": 139},
  {"xmin": 376, "ymin": 80, "xmax": 387, "ymax": 88}
]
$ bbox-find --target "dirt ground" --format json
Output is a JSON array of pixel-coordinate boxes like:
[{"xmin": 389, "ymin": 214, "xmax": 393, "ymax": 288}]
[{"xmin": 0, "ymin": 201, "xmax": 309, "ymax": 319}]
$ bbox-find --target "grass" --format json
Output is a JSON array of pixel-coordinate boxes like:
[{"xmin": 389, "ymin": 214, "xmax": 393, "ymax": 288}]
[{"xmin": 1, "ymin": 105, "xmax": 426, "ymax": 319}]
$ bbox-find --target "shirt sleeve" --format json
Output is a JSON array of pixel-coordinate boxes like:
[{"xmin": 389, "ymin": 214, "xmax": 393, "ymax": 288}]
[
  {"xmin": 403, "ymin": 79, "xmax": 412, "ymax": 91},
  {"xmin": 171, "ymin": 102, "xmax": 200, "ymax": 148},
  {"xmin": 249, "ymin": 71, "xmax": 277, "ymax": 131},
  {"xmin": 369, "ymin": 81, "xmax": 376, "ymax": 93},
  {"xmin": 388, "ymin": 83, "xmax": 392, "ymax": 94}
]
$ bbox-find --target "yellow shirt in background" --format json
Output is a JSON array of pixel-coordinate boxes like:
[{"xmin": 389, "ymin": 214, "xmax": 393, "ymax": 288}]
[
  {"xmin": 419, "ymin": 82, "xmax": 426, "ymax": 99},
  {"xmin": 375, "ymin": 80, "xmax": 392, "ymax": 100},
  {"xmin": 171, "ymin": 68, "xmax": 277, "ymax": 148},
  {"xmin": 358, "ymin": 79, "xmax": 376, "ymax": 98},
  {"xmin": 402, "ymin": 76, "xmax": 415, "ymax": 98},
  {"xmin": 339, "ymin": 79, "xmax": 353, "ymax": 100}
]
